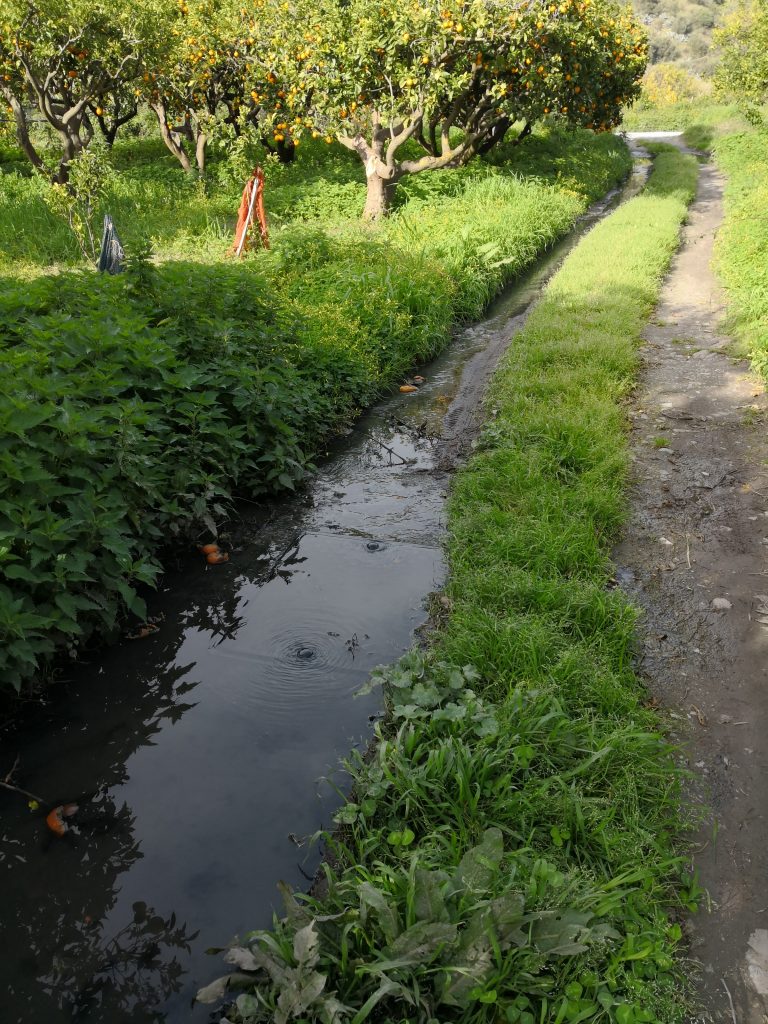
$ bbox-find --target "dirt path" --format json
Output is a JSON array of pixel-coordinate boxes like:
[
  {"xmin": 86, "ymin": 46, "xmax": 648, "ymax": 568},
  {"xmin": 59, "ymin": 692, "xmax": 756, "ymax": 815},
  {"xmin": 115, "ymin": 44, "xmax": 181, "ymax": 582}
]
[{"xmin": 614, "ymin": 142, "xmax": 768, "ymax": 1022}]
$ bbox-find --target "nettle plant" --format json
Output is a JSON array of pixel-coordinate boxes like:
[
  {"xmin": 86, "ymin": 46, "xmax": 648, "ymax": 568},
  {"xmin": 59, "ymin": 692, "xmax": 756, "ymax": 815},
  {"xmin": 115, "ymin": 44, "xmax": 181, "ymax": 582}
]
[{"xmin": 252, "ymin": 0, "xmax": 647, "ymax": 217}]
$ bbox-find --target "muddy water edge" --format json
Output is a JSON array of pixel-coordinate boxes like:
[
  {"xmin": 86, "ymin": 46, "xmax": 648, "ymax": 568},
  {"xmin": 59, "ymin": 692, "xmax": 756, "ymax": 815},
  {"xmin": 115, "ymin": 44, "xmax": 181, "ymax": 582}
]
[{"xmin": 0, "ymin": 150, "xmax": 649, "ymax": 1024}]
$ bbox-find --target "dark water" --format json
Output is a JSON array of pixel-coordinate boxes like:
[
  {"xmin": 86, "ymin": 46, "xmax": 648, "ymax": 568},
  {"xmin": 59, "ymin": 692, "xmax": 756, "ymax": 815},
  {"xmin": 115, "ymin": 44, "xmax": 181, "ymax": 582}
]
[{"xmin": 0, "ymin": 155, "xmax": 648, "ymax": 1024}]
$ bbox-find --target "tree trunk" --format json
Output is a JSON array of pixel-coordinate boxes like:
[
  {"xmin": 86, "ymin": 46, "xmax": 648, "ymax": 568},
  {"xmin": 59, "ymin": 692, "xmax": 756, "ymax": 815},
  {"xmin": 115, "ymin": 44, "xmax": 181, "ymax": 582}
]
[
  {"xmin": 2, "ymin": 92, "xmax": 45, "ymax": 175},
  {"xmin": 363, "ymin": 172, "xmax": 397, "ymax": 220},
  {"xmin": 275, "ymin": 137, "xmax": 296, "ymax": 164},
  {"xmin": 476, "ymin": 117, "xmax": 512, "ymax": 156},
  {"xmin": 95, "ymin": 100, "xmax": 138, "ymax": 147},
  {"xmin": 261, "ymin": 135, "xmax": 297, "ymax": 164},
  {"xmin": 152, "ymin": 102, "xmax": 193, "ymax": 173},
  {"xmin": 54, "ymin": 129, "xmax": 81, "ymax": 185},
  {"xmin": 195, "ymin": 131, "xmax": 207, "ymax": 176}
]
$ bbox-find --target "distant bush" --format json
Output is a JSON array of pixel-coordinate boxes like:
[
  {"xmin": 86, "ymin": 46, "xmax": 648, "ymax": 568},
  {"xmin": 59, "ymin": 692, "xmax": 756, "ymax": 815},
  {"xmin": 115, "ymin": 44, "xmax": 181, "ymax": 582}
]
[{"xmin": 638, "ymin": 63, "xmax": 711, "ymax": 108}]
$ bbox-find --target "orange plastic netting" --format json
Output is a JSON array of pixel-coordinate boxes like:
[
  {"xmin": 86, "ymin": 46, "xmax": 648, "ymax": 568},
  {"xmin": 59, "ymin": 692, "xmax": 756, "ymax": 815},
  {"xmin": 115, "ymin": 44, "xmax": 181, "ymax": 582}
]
[{"xmin": 231, "ymin": 166, "xmax": 269, "ymax": 255}]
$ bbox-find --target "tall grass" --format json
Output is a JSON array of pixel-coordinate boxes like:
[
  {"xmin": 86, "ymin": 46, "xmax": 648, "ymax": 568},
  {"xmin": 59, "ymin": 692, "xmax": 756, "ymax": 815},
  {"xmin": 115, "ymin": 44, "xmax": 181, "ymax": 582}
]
[
  {"xmin": 0, "ymin": 126, "xmax": 627, "ymax": 274},
  {"xmin": 620, "ymin": 102, "xmax": 740, "ymax": 132},
  {"xmin": 209, "ymin": 149, "xmax": 700, "ymax": 1024},
  {"xmin": 713, "ymin": 128, "xmax": 768, "ymax": 376}
]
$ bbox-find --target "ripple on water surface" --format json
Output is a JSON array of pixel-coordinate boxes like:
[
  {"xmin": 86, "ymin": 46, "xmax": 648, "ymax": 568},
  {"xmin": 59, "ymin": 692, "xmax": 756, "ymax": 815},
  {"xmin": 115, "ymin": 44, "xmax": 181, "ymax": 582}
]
[{"xmin": 0, "ymin": 530, "xmax": 443, "ymax": 1024}]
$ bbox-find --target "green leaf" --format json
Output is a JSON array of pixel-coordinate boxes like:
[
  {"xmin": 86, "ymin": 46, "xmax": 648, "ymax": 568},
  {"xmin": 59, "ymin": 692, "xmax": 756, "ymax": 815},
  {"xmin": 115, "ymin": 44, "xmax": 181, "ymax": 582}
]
[
  {"xmin": 455, "ymin": 828, "xmax": 504, "ymax": 894},
  {"xmin": 350, "ymin": 979, "xmax": 411, "ymax": 1024},
  {"xmin": 195, "ymin": 972, "xmax": 255, "ymax": 1004},
  {"xmin": 3, "ymin": 564, "xmax": 38, "ymax": 583},
  {"xmin": 530, "ymin": 909, "xmax": 594, "ymax": 957},
  {"xmin": 413, "ymin": 868, "xmax": 450, "ymax": 923},
  {"xmin": 115, "ymin": 579, "xmax": 147, "ymax": 620},
  {"xmin": 359, "ymin": 882, "xmax": 401, "ymax": 944},
  {"xmin": 293, "ymin": 922, "xmax": 320, "ymax": 969},
  {"xmin": 334, "ymin": 803, "xmax": 360, "ymax": 825},
  {"xmin": 380, "ymin": 921, "xmax": 458, "ymax": 968},
  {"xmin": 615, "ymin": 1005, "xmax": 635, "ymax": 1024},
  {"xmin": 275, "ymin": 969, "xmax": 326, "ymax": 1024}
]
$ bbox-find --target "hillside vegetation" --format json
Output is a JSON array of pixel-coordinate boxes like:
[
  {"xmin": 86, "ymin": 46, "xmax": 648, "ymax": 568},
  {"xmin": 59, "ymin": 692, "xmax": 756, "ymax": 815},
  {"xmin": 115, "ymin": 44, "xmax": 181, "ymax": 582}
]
[{"xmin": 633, "ymin": 0, "xmax": 724, "ymax": 72}]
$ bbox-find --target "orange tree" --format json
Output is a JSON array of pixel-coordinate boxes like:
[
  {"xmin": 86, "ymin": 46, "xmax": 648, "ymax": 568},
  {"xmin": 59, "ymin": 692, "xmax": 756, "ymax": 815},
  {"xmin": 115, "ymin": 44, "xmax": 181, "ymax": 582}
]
[
  {"xmin": 144, "ymin": 0, "xmax": 293, "ymax": 175},
  {"xmin": 0, "ymin": 0, "xmax": 162, "ymax": 182},
  {"xmin": 715, "ymin": 0, "xmax": 768, "ymax": 120},
  {"xmin": 252, "ymin": 0, "xmax": 647, "ymax": 217},
  {"xmin": 143, "ymin": 0, "xmax": 239, "ymax": 175},
  {"xmin": 89, "ymin": 82, "xmax": 142, "ymax": 148}
]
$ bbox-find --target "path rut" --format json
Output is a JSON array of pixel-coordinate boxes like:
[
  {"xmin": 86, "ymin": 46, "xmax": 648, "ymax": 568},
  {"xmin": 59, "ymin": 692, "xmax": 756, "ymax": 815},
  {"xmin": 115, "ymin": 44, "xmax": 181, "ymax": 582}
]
[{"xmin": 614, "ymin": 140, "xmax": 768, "ymax": 1021}]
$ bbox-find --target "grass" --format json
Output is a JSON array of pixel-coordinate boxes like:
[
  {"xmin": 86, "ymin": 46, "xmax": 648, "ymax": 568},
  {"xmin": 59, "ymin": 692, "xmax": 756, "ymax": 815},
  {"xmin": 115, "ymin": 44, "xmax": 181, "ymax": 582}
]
[
  {"xmin": 0, "ymin": 125, "xmax": 628, "ymax": 275},
  {"xmin": 0, "ymin": 125, "xmax": 633, "ymax": 695},
  {"xmin": 713, "ymin": 128, "xmax": 768, "ymax": 375},
  {"xmin": 620, "ymin": 102, "xmax": 741, "ymax": 133},
  {"xmin": 208, "ymin": 147, "xmax": 701, "ymax": 1023}
]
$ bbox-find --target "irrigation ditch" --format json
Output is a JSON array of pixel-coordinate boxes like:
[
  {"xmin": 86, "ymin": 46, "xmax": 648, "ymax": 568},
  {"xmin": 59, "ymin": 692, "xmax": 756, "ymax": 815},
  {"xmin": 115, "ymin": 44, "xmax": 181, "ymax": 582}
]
[{"xmin": 0, "ymin": 145, "xmax": 651, "ymax": 1024}]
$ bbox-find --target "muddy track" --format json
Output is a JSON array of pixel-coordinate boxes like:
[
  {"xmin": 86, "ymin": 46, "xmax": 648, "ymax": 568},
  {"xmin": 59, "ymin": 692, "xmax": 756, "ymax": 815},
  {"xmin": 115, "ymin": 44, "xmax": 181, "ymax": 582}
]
[{"xmin": 613, "ymin": 140, "xmax": 768, "ymax": 1022}]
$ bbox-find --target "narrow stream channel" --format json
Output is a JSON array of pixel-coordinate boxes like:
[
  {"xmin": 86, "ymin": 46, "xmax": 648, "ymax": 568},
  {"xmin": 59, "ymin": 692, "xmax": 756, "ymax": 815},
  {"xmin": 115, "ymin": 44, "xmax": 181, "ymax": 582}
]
[{"xmin": 0, "ymin": 148, "xmax": 649, "ymax": 1024}]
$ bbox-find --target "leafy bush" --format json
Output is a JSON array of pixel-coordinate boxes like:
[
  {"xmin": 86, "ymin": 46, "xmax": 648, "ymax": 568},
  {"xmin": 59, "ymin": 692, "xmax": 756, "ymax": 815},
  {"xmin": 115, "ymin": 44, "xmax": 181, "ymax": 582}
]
[
  {"xmin": 637, "ymin": 64, "xmax": 710, "ymax": 109},
  {"xmin": 0, "ymin": 262, "xmax": 325, "ymax": 689},
  {"xmin": 0, "ymin": 126, "xmax": 631, "ymax": 693}
]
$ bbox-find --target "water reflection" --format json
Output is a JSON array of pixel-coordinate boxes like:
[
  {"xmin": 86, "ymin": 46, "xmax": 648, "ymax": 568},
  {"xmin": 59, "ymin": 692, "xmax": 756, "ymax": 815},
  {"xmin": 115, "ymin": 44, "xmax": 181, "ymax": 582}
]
[
  {"xmin": 46, "ymin": 901, "xmax": 197, "ymax": 1023},
  {"xmin": 1, "ymin": 527, "xmax": 439, "ymax": 1023}
]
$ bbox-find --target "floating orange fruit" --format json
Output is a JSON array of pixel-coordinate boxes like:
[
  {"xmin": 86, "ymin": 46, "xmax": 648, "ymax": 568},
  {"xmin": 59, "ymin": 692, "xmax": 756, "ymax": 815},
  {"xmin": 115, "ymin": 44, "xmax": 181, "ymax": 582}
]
[
  {"xmin": 46, "ymin": 807, "xmax": 66, "ymax": 836},
  {"xmin": 399, "ymin": 385, "xmax": 418, "ymax": 394},
  {"xmin": 200, "ymin": 543, "xmax": 220, "ymax": 554},
  {"xmin": 206, "ymin": 551, "xmax": 229, "ymax": 564},
  {"xmin": 46, "ymin": 803, "xmax": 78, "ymax": 837}
]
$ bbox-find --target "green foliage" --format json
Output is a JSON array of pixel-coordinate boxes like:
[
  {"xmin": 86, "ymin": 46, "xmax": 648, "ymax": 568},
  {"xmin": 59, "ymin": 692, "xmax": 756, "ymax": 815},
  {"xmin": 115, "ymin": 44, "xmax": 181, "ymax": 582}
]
[
  {"xmin": 42, "ymin": 145, "xmax": 113, "ymax": 263},
  {"xmin": 681, "ymin": 122, "xmax": 715, "ymax": 150},
  {"xmin": 714, "ymin": 0, "xmax": 768, "ymax": 122},
  {"xmin": 635, "ymin": 62, "xmax": 710, "ymax": 109},
  {"xmin": 0, "ymin": 126, "xmax": 631, "ymax": 694},
  {"xmin": 0, "ymin": 263, "xmax": 317, "ymax": 691},
  {"xmin": 714, "ymin": 128, "xmax": 768, "ymax": 376},
  {"xmin": 620, "ymin": 101, "xmax": 740, "ymax": 131},
  {"xmin": 206, "ymin": 143, "xmax": 699, "ymax": 1024}
]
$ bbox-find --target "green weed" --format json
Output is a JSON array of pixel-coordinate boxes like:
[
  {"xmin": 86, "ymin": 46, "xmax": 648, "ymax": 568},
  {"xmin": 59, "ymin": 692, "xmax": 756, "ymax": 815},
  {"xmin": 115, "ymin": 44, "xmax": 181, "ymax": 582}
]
[
  {"xmin": 714, "ymin": 128, "xmax": 768, "ymax": 382},
  {"xmin": 210, "ymin": 146, "xmax": 700, "ymax": 1023},
  {"xmin": 620, "ymin": 102, "xmax": 741, "ymax": 133}
]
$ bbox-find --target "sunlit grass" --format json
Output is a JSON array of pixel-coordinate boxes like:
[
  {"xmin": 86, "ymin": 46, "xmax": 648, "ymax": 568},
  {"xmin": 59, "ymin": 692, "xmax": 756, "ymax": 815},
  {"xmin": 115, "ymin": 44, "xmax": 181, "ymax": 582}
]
[
  {"xmin": 714, "ymin": 128, "xmax": 768, "ymax": 374},
  {"xmin": 221, "ymin": 149, "xmax": 701, "ymax": 1023}
]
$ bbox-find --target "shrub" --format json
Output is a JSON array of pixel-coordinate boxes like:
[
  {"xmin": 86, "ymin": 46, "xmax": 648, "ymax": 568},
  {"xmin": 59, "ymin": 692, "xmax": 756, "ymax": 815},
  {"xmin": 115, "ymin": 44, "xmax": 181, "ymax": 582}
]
[{"xmin": 0, "ymin": 126, "xmax": 632, "ymax": 694}]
